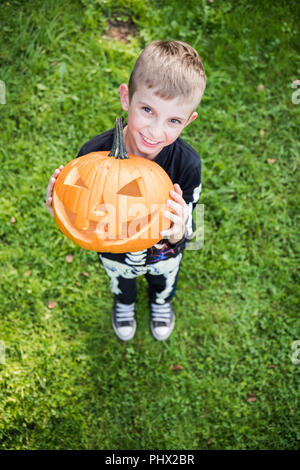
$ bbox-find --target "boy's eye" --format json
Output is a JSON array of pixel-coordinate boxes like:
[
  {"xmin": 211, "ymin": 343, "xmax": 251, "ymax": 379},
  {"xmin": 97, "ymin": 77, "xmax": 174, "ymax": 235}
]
[
  {"xmin": 142, "ymin": 106, "xmax": 152, "ymax": 113},
  {"xmin": 170, "ymin": 118, "xmax": 181, "ymax": 124}
]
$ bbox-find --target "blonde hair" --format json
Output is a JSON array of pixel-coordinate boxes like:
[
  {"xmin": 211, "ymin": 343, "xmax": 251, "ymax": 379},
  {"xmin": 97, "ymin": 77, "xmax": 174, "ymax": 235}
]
[{"xmin": 128, "ymin": 40, "xmax": 206, "ymax": 107}]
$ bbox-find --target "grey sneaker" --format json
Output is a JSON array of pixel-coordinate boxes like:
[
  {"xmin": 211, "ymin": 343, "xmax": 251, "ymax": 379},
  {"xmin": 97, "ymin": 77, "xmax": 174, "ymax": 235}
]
[
  {"xmin": 112, "ymin": 299, "xmax": 136, "ymax": 341},
  {"xmin": 150, "ymin": 302, "xmax": 175, "ymax": 341}
]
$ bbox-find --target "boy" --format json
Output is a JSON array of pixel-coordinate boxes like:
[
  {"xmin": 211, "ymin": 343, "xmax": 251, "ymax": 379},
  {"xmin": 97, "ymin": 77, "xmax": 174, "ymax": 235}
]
[{"xmin": 46, "ymin": 40, "xmax": 206, "ymax": 342}]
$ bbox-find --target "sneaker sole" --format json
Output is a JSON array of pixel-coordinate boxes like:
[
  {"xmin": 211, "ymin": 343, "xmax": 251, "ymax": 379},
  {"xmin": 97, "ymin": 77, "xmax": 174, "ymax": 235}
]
[
  {"xmin": 112, "ymin": 317, "xmax": 137, "ymax": 342},
  {"xmin": 150, "ymin": 313, "xmax": 175, "ymax": 341}
]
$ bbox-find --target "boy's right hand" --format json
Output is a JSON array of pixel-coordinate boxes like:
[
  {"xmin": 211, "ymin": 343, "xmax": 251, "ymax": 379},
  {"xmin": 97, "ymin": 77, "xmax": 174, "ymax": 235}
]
[{"xmin": 45, "ymin": 165, "xmax": 64, "ymax": 217}]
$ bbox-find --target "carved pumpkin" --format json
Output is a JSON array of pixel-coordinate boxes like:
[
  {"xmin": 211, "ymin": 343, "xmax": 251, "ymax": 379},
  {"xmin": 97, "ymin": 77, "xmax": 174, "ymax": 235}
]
[{"xmin": 52, "ymin": 117, "xmax": 173, "ymax": 253}]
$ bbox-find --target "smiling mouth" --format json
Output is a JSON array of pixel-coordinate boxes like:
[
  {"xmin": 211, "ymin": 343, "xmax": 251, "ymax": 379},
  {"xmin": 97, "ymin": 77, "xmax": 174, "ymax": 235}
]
[{"xmin": 140, "ymin": 133, "xmax": 161, "ymax": 146}]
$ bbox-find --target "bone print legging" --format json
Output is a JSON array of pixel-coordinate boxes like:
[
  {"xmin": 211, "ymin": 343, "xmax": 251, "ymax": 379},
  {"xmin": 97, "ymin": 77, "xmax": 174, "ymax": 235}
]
[{"xmin": 98, "ymin": 243, "xmax": 184, "ymax": 305}]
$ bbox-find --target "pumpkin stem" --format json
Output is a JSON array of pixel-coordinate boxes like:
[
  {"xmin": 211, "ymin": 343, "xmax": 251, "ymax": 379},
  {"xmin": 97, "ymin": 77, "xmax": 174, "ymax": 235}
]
[{"xmin": 108, "ymin": 117, "xmax": 129, "ymax": 159}]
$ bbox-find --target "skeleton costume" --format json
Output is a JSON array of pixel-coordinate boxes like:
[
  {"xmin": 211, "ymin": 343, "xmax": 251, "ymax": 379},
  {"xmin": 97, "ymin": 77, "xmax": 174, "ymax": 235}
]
[{"xmin": 76, "ymin": 125, "xmax": 201, "ymax": 305}]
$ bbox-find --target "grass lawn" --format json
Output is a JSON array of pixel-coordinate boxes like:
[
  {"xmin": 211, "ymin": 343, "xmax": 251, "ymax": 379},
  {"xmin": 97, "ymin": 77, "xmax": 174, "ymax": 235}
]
[{"xmin": 0, "ymin": 0, "xmax": 299, "ymax": 450}]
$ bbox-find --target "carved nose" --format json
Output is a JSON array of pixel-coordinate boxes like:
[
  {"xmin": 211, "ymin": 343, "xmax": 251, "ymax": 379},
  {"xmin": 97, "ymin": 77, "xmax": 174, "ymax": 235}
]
[{"xmin": 117, "ymin": 178, "xmax": 143, "ymax": 197}]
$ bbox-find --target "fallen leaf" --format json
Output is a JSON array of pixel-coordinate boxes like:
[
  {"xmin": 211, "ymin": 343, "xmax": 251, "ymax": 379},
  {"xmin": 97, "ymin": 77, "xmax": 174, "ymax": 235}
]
[
  {"xmin": 48, "ymin": 301, "xmax": 57, "ymax": 309},
  {"xmin": 260, "ymin": 129, "xmax": 266, "ymax": 136},
  {"xmin": 75, "ymin": 281, "xmax": 81, "ymax": 287},
  {"xmin": 81, "ymin": 271, "xmax": 89, "ymax": 277},
  {"xmin": 247, "ymin": 392, "xmax": 257, "ymax": 403},
  {"xmin": 170, "ymin": 364, "xmax": 184, "ymax": 371},
  {"xmin": 65, "ymin": 254, "xmax": 74, "ymax": 263},
  {"xmin": 257, "ymin": 83, "xmax": 265, "ymax": 91},
  {"xmin": 268, "ymin": 364, "xmax": 275, "ymax": 369},
  {"xmin": 289, "ymin": 408, "xmax": 294, "ymax": 414},
  {"xmin": 197, "ymin": 284, "xmax": 204, "ymax": 289},
  {"xmin": 207, "ymin": 438, "xmax": 213, "ymax": 446},
  {"xmin": 10, "ymin": 217, "xmax": 16, "ymax": 224},
  {"xmin": 24, "ymin": 270, "xmax": 31, "ymax": 277},
  {"xmin": 267, "ymin": 158, "xmax": 276, "ymax": 164}
]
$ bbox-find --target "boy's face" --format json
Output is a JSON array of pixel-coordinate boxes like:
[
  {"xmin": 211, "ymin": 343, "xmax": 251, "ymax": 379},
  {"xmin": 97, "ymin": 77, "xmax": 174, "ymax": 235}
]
[{"xmin": 119, "ymin": 83, "xmax": 198, "ymax": 160}]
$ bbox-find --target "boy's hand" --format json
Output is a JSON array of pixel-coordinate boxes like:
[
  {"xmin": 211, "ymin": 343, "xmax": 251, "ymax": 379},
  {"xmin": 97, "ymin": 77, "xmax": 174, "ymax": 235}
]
[
  {"xmin": 45, "ymin": 165, "xmax": 64, "ymax": 217},
  {"xmin": 160, "ymin": 183, "xmax": 188, "ymax": 245}
]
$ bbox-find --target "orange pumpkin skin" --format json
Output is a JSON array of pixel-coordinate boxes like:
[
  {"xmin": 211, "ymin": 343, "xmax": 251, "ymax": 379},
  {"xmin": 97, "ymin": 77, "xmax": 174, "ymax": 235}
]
[{"xmin": 52, "ymin": 151, "xmax": 173, "ymax": 253}]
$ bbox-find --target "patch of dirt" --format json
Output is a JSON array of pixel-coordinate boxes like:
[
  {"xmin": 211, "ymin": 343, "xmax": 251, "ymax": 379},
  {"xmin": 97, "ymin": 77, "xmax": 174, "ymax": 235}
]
[{"xmin": 104, "ymin": 19, "xmax": 137, "ymax": 43}]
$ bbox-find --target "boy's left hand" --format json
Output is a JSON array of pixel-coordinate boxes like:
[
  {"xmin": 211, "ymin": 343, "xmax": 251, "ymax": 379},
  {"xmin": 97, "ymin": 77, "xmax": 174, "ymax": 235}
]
[{"xmin": 160, "ymin": 183, "xmax": 188, "ymax": 245}]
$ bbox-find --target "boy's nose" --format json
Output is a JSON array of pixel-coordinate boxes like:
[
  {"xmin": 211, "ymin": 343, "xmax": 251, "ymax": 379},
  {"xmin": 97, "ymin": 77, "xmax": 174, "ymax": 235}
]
[{"xmin": 148, "ymin": 125, "xmax": 164, "ymax": 141}]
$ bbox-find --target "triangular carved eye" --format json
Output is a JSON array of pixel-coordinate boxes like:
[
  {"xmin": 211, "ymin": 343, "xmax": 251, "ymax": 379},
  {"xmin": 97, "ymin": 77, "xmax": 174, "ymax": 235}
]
[
  {"xmin": 75, "ymin": 177, "xmax": 89, "ymax": 189},
  {"xmin": 64, "ymin": 167, "xmax": 89, "ymax": 189},
  {"xmin": 117, "ymin": 178, "xmax": 142, "ymax": 197}
]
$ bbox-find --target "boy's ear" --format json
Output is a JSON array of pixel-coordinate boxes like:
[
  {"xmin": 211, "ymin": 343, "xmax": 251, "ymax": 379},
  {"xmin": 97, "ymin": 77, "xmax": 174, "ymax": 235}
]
[
  {"xmin": 185, "ymin": 111, "xmax": 198, "ymax": 127},
  {"xmin": 119, "ymin": 83, "xmax": 130, "ymax": 111}
]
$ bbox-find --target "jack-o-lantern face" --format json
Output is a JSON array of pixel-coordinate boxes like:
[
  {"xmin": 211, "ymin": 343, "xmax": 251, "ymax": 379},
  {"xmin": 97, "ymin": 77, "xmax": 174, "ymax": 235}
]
[{"xmin": 52, "ymin": 118, "xmax": 173, "ymax": 253}]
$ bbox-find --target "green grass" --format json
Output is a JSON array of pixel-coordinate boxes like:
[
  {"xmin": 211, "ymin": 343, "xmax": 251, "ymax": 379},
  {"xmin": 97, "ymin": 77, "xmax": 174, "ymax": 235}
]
[{"xmin": 0, "ymin": 0, "xmax": 299, "ymax": 450}]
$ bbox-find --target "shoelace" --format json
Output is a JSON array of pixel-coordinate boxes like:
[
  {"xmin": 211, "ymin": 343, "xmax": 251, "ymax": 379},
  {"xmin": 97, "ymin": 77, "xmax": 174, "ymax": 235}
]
[
  {"xmin": 151, "ymin": 303, "xmax": 172, "ymax": 323},
  {"xmin": 115, "ymin": 302, "xmax": 135, "ymax": 322}
]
